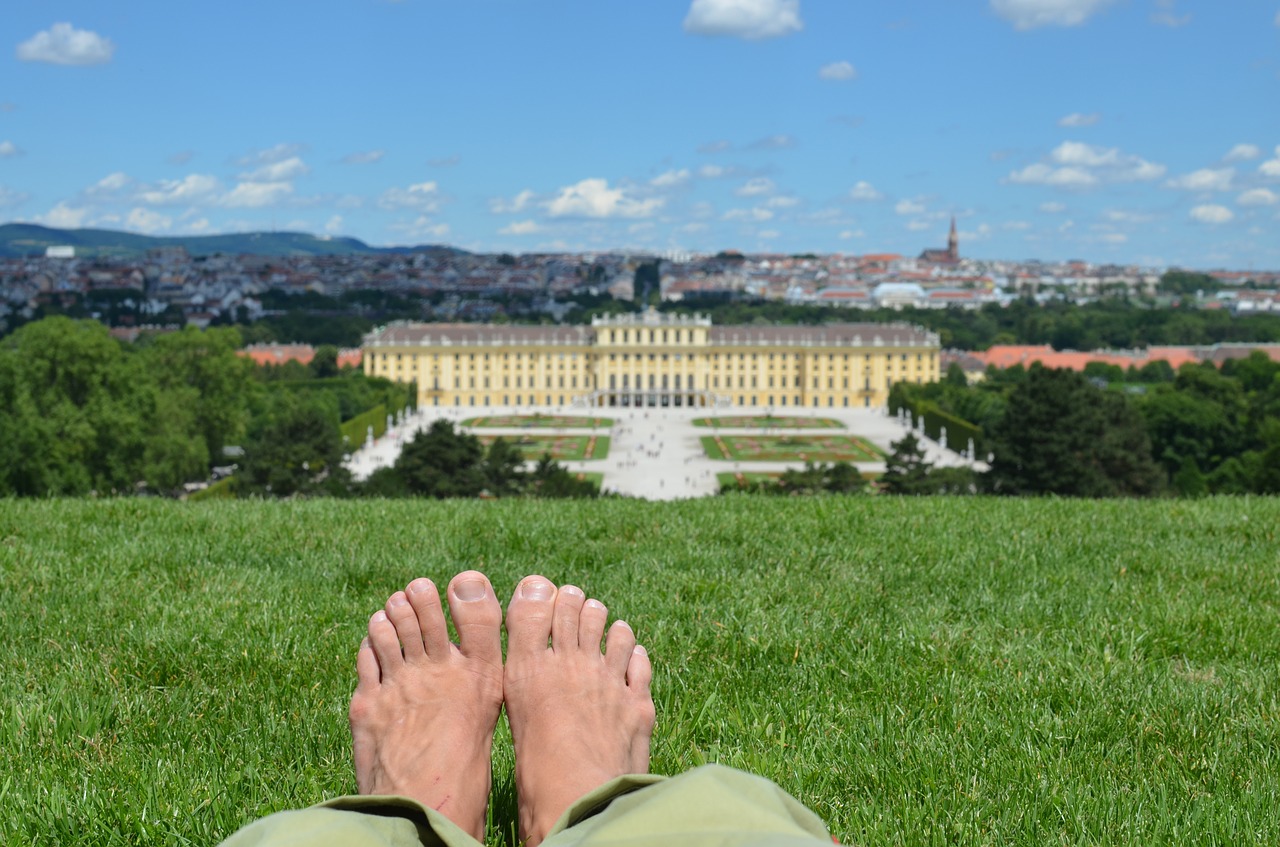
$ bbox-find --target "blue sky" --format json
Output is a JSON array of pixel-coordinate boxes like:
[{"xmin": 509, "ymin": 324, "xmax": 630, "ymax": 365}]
[{"xmin": 2, "ymin": 0, "xmax": 1278, "ymax": 268}]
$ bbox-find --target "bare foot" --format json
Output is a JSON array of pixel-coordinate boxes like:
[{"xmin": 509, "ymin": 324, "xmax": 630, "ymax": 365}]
[
  {"xmin": 349, "ymin": 572, "xmax": 504, "ymax": 841},
  {"xmin": 503, "ymin": 576, "xmax": 656, "ymax": 847}
]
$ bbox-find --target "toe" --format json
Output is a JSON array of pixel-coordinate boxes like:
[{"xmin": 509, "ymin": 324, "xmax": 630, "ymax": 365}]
[
  {"xmin": 367, "ymin": 610, "xmax": 404, "ymax": 679},
  {"xmin": 579, "ymin": 599, "xmax": 608, "ymax": 652},
  {"xmin": 552, "ymin": 585, "xmax": 586, "ymax": 652},
  {"xmin": 407, "ymin": 578, "xmax": 451, "ymax": 658},
  {"xmin": 355, "ymin": 637, "xmax": 380, "ymax": 691},
  {"xmin": 386, "ymin": 591, "xmax": 425, "ymax": 661},
  {"xmin": 506, "ymin": 575, "xmax": 558, "ymax": 659},
  {"xmin": 604, "ymin": 619, "xmax": 636, "ymax": 676},
  {"xmin": 447, "ymin": 571, "xmax": 502, "ymax": 666},
  {"xmin": 626, "ymin": 644, "xmax": 653, "ymax": 695}
]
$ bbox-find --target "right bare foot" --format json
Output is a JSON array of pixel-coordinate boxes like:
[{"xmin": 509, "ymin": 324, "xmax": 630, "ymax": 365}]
[{"xmin": 503, "ymin": 576, "xmax": 656, "ymax": 847}]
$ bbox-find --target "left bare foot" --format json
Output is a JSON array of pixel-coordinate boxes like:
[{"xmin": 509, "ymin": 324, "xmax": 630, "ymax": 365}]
[{"xmin": 348, "ymin": 572, "xmax": 504, "ymax": 840}]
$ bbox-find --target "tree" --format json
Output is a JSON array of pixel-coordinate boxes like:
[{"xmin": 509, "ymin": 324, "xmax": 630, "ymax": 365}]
[
  {"xmin": 310, "ymin": 345, "xmax": 341, "ymax": 379},
  {"xmin": 881, "ymin": 433, "xmax": 933, "ymax": 495},
  {"xmin": 987, "ymin": 365, "xmax": 1163, "ymax": 497},
  {"xmin": 484, "ymin": 437, "xmax": 526, "ymax": 497},
  {"xmin": 528, "ymin": 454, "xmax": 597, "ymax": 498},
  {"xmin": 237, "ymin": 392, "xmax": 350, "ymax": 497},
  {"xmin": 394, "ymin": 419, "xmax": 487, "ymax": 498}
]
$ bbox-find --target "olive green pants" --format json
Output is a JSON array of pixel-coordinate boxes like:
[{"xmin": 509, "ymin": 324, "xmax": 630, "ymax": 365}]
[{"xmin": 220, "ymin": 764, "xmax": 833, "ymax": 847}]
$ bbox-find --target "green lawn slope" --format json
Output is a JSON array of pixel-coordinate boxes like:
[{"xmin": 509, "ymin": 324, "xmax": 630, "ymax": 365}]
[{"xmin": 2, "ymin": 498, "xmax": 1279, "ymax": 845}]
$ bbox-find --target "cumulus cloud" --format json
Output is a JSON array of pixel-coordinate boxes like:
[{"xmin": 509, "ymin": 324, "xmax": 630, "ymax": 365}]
[
  {"xmin": 683, "ymin": 0, "xmax": 803, "ymax": 40},
  {"xmin": 1261, "ymin": 148, "xmax": 1280, "ymax": 177},
  {"xmin": 1189, "ymin": 204, "xmax": 1234, "ymax": 224},
  {"xmin": 767, "ymin": 195, "xmax": 799, "ymax": 208},
  {"xmin": 0, "ymin": 141, "xmax": 23, "ymax": 158},
  {"xmin": 125, "ymin": 208, "xmax": 173, "ymax": 234},
  {"xmin": 324, "ymin": 215, "xmax": 345, "ymax": 234},
  {"xmin": 698, "ymin": 164, "xmax": 730, "ymax": 179},
  {"xmin": 1165, "ymin": 168, "xmax": 1234, "ymax": 192},
  {"xmin": 35, "ymin": 202, "xmax": 92, "ymax": 228},
  {"xmin": 991, "ymin": 0, "xmax": 1115, "ymax": 29},
  {"xmin": 379, "ymin": 181, "xmax": 441, "ymax": 212},
  {"xmin": 1238, "ymin": 188, "xmax": 1278, "ymax": 207},
  {"xmin": 234, "ymin": 143, "xmax": 306, "ymax": 167},
  {"xmin": 1225, "ymin": 143, "xmax": 1262, "ymax": 162},
  {"xmin": 222, "ymin": 181, "xmax": 294, "ymax": 208},
  {"xmin": 490, "ymin": 189, "xmax": 536, "ymax": 214},
  {"xmin": 650, "ymin": 169, "xmax": 691, "ymax": 188},
  {"xmin": 1039, "ymin": 201, "xmax": 1067, "ymax": 213},
  {"xmin": 1104, "ymin": 209, "xmax": 1155, "ymax": 223},
  {"xmin": 849, "ymin": 181, "xmax": 883, "ymax": 201},
  {"xmin": 1008, "ymin": 141, "xmax": 1164, "ymax": 188},
  {"xmin": 906, "ymin": 220, "xmax": 931, "ymax": 232},
  {"xmin": 137, "ymin": 174, "xmax": 221, "ymax": 205},
  {"xmin": 1058, "ymin": 112, "xmax": 1100, "ymax": 127},
  {"xmin": 723, "ymin": 207, "xmax": 774, "ymax": 222},
  {"xmin": 342, "ymin": 150, "xmax": 385, "ymax": 165},
  {"xmin": 546, "ymin": 178, "xmax": 663, "ymax": 219},
  {"xmin": 1150, "ymin": 0, "xmax": 1190, "ymax": 26},
  {"xmin": 819, "ymin": 61, "xmax": 857, "ymax": 81},
  {"xmin": 391, "ymin": 217, "xmax": 451, "ymax": 241},
  {"xmin": 839, "ymin": 229, "xmax": 866, "ymax": 239},
  {"xmin": 736, "ymin": 177, "xmax": 775, "ymax": 197},
  {"xmin": 500, "ymin": 220, "xmax": 542, "ymax": 236},
  {"xmin": 895, "ymin": 199, "xmax": 926, "ymax": 215},
  {"xmin": 239, "ymin": 156, "xmax": 309, "ymax": 183},
  {"xmin": 17, "ymin": 23, "xmax": 115, "ymax": 65}
]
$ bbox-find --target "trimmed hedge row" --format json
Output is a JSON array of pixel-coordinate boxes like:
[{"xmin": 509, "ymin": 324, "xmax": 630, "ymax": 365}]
[
  {"xmin": 339, "ymin": 383, "xmax": 416, "ymax": 449},
  {"xmin": 889, "ymin": 384, "xmax": 987, "ymax": 456}
]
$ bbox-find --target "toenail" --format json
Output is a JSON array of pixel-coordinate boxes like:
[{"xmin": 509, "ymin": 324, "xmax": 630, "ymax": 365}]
[
  {"xmin": 454, "ymin": 577, "xmax": 487, "ymax": 602},
  {"xmin": 634, "ymin": 645, "xmax": 647, "ymax": 656},
  {"xmin": 522, "ymin": 580, "xmax": 554, "ymax": 600},
  {"xmin": 562, "ymin": 585, "xmax": 584, "ymax": 598},
  {"xmin": 388, "ymin": 594, "xmax": 408, "ymax": 607},
  {"xmin": 408, "ymin": 579, "xmax": 432, "ymax": 595},
  {"xmin": 372, "ymin": 610, "xmax": 387, "ymax": 623},
  {"xmin": 585, "ymin": 599, "xmax": 605, "ymax": 610}
]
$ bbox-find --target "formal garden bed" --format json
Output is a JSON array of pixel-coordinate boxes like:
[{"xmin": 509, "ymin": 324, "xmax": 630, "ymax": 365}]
[
  {"xmin": 462, "ymin": 413, "xmax": 613, "ymax": 429},
  {"xmin": 701, "ymin": 434, "xmax": 883, "ymax": 462},
  {"xmin": 478, "ymin": 434, "xmax": 610, "ymax": 461},
  {"xmin": 692, "ymin": 414, "xmax": 844, "ymax": 429}
]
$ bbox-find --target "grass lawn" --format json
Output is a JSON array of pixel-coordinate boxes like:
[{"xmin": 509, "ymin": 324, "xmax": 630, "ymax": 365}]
[
  {"xmin": 693, "ymin": 415, "xmax": 845, "ymax": 429},
  {"xmin": 3, "ymin": 498, "xmax": 1280, "ymax": 845},
  {"xmin": 478, "ymin": 434, "xmax": 611, "ymax": 461},
  {"xmin": 462, "ymin": 414, "xmax": 614, "ymax": 429},
  {"xmin": 702, "ymin": 434, "xmax": 883, "ymax": 462},
  {"xmin": 716, "ymin": 471, "xmax": 880, "ymax": 489}
]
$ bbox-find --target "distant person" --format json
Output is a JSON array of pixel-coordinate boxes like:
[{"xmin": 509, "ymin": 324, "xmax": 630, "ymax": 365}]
[{"xmin": 221, "ymin": 572, "xmax": 834, "ymax": 847}]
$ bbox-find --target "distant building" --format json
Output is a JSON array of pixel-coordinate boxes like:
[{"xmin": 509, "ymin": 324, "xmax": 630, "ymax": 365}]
[
  {"xmin": 45, "ymin": 245, "xmax": 75, "ymax": 259},
  {"xmin": 363, "ymin": 308, "xmax": 940, "ymax": 410},
  {"xmin": 919, "ymin": 217, "xmax": 959, "ymax": 265}
]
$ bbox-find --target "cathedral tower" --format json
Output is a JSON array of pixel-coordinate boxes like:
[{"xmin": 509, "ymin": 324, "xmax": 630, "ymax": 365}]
[{"xmin": 948, "ymin": 216, "xmax": 958, "ymax": 261}]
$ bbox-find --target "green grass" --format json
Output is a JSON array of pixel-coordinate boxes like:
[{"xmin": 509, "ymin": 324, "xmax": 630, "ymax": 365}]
[
  {"xmin": 3, "ymin": 498, "xmax": 1280, "ymax": 845},
  {"xmin": 702, "ymin": 434, "xmax": 883, "ymax": 462},
  {"xmin": 716, "ymin": 471, "xmax": 880, "ymax": 489},
  {"xmin": 692, "ymin": 415, "xmax": 844, "ymax": 429},
  {"xmin": 478, "ymin": 434, "xmax": 611, "ymax": 461},
  {"xmin": 462, "ymin": 414, "xmax": 614, "ymax": 429}
]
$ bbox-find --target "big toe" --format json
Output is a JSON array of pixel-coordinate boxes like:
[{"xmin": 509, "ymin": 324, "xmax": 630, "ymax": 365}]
[
  {"xmin": 506, "ymin": 575, "xmax": 558, "ymax": 659},
  {"xmin": 447, "ymin": 571, "xmax": 502, "ymax": 666}
]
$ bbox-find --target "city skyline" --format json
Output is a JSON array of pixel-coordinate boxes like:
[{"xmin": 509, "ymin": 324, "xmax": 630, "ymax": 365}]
[{"xmin": 1, "ymin": 1, "xmax": 1278, "ymax": 268}]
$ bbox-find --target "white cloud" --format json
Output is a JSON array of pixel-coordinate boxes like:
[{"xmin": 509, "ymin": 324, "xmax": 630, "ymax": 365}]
[
  {"xmin": 16, "ymin": 23, "xmax": 115, "ymax": 65},
  {"xmin": 894, "ymin": 199, "xmax": 926, "ymax": 215},
  {"xmin": 342, "ymin": 150, "xmax": 385, "ymax": 165},
  {"xmin": 490, "ymin": 189, "xmax": 536, "ymax": 214},
  {"xmin": 1104, "ymin": 209, "xmax": 1155, "ymax": 223},
  {"xmin": 1260, "ymin": 151, "xmax": 1280, "ymax": 177},
  {"xmin": 767, "ymin": 195, "xmax": 799, "ymax": 208},
  {"xmin": 748, "ymin": 134, "xmax": 797, "ymax": 150},
  {"xmin": 1238, "ymin": 188, "xmax": 1278, "ymax": 207},
  {"xmin": 546, "ymin": 178, "xmax": 663, "ymax": 219},
  {"xmin": 1058, "ymin": 112, "xmax": 1100, "ymax": 127},
  {"xmin": 819, "ymin": 61, "xmax": 857, "ymax": 81},
  {"xmin": 500, "ymin": 220, "xmax": 542, "ymax": 236},
  {"xmin": 35, "ymin": 202, "xmax": 92, "ymax": 228},
  {"xmin": 757, "ymin": 229, "xmax": 780, "ymax": 239},
  {"xmin": 0, "ymin": 141, "xmax": 23, "ymax": 158},
  {"xmin": 991, "ymin": 0, "xmax": 1115, "ymax": 30},
  {"xmin": 1099, "ymin": 232, "xmax": 1128, "ymax": 244},
  {"xmin": 683, "ymin": 0, "xmax": 803, "ymax": 40},
  {"xmin": 698, "ymin": 140, "xmax": 732, "ymax": 154},
  {"xmin": 124, "ymin": 208, "xmax": 173, "ymax": 234},
  {"xmin": 1150, "ymin": 0, "xmax": 1190, "ymax": 26},
  {"xmin": 1165, "ymin": 167, "xmax": 1234, "ymax": 191},
  {"xmin": 906, "ymin": 220, "xmax": 931, "ymax": 232},
  {"xmin": 392, "ymin": 217, "xmax": 451, "ymax": 240},
  {"xmin": 1039, "ymin": 201, "xmax": 1067, "ymax": 213},
  {"xmin": 1225, "ymin": 144, "xmax": 1261, "ymax": 162},
  {"xmin": 428, "ymin": 154, "xmax": 461, "ymax": 168},
  {"xmin": 1189, "ymin": 204, "xmax": 1234, "ymax": 224},
  {"xmin": 234, "ymin": 143, "xmax": 306, "ymax": 167},
  {"xmin": 736, "ymin": 177, "xmax": 775, "ymax": 197},
  {"xmin": 1004, "ymin": 220, "xmax": 1032, "ymax": 230},
  {"xmin": 1010, "ymin": 142, "xmax": 1164, "ymax": 188},
  {"xmin": 379, "ymin": 181, "xmax": 441, "ymax": 211},
  {"xmin": 240, "ymin": 156, "xmax": 309, "ymax": 183},
  {"xmin": 849, "ymin": 181, "xmax": 883, "ymax": 201},
  {"xmin": 839, "ymin": 229, "xmax": 865, "ymax": 239},
  {"xmin": 222, "ymin": 181, "xmax": 294, "ymax": 208},
  {"xmin": 698, "ymin": 164, "xmax": 729, "ymax": 179},
  {"xmin": 723, "ymin": 207, "xmax": 774, "ymax": 222},
  {"xmin": 137, "ymin": 174, "xmax": 221, "ymax": 205},
  {"xmin": 650, "ymin": 169, "xmax": 691, "ymax": 188},
  {"xmin": 324, "ymin": 215, "xmax": 345, "ymax": 234},
  {"xmin": 0, "ymin": 186, "xmax": 31, "ymax": 208}
]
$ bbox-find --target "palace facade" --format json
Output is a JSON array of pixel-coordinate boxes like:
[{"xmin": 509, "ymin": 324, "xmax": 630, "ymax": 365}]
[{"xmin": 362, "ymin": 309, "xmax": 940, "ymax": 409}]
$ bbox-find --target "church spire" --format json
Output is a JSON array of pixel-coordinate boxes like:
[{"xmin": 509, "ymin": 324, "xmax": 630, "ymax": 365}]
[{"xmin": 948, "ymin": 215, "xmax": 958, "ymax": 260}]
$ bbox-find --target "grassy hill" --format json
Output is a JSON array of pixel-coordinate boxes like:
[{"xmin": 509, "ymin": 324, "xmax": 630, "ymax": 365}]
[
  {"xmin": 2, "ymin": 497, "xmax": 1278, "ymax": 845},
  {"xmin": 0, "ymin": 223, "xmax": 465, "ymax": 259}
]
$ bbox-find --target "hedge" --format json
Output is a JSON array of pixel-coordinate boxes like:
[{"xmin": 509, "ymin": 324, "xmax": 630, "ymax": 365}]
[{"xmin": 888, "ymin": 384, "xmax": 986, "ymax": 456}]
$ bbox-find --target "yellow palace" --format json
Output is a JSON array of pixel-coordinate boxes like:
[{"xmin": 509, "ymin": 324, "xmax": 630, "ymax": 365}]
[{"xmin": 362, "ymin": 309, "xmax": 939, "ymax": 410}]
